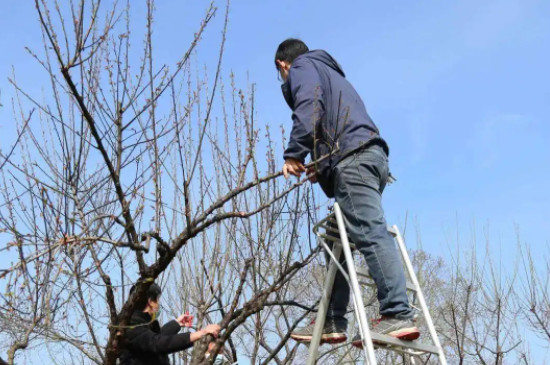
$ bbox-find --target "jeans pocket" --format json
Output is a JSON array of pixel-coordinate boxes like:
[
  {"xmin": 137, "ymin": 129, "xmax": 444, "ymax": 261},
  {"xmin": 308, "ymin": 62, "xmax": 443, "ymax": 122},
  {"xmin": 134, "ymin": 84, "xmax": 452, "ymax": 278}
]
[
  {"xmin": 355, "ymin": 152, "xmax": 389, "ymax": 191},
  {"xmin": 334, "ymin": 153, "xmax": 355, "ymax": 179},
  {"xmin": 355, "ymin": 145, "xmax": 387, "ymax": 163}
]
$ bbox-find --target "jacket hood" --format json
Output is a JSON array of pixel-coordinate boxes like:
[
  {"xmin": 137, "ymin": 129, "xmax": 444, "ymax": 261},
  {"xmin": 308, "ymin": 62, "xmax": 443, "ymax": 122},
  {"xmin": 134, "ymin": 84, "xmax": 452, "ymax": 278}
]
[
  {"xmin": 281, "ymin": 50, "xmax": 345, "ymax": 109},
  {"xmin": 301, "ymin": 50, "xmax": 345, "ymax": 77}
]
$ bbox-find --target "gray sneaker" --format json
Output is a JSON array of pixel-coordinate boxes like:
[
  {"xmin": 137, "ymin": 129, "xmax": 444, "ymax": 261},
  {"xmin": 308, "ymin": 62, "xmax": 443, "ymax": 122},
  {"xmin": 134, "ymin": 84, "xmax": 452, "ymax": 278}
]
[
  {"xmin": 352, "ymin": 316, "xmax": 420, "ymax": 348},
  {"xmin": 291, "ymin": 319, "xmax": 347, "ymax": 344}
]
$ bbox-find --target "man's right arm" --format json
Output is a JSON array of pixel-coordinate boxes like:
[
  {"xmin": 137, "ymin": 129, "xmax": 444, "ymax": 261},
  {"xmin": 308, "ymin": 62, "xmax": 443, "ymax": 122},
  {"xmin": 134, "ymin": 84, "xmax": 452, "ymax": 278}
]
[
  {"xmin": 127, "ymin": 326, "xmax": 193, "ymax": 354},
  {"xmin": 189, "ymin": 324, "xmax": 221, "ymax": 342},
  {"xmin": 127, "ymin": 324, "xmax": 221, "ymax": 354}
]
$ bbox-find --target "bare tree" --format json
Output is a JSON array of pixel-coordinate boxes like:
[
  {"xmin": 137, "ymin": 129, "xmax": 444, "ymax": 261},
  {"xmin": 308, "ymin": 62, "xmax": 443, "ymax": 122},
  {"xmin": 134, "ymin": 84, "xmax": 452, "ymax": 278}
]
[{"xmin": 0, "ymin": 1, "xmax": 320, "ymax": 364}]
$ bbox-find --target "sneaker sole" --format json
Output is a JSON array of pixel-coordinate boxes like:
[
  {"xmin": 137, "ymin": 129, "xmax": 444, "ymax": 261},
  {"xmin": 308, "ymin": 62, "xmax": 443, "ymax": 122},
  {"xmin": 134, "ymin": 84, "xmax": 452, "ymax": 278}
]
[
  {"xmin": 351, "ymin": 328, "xmax": 420, "ymax": 348},
  {"xmin": 291, "ymin": 332, "xmax": 347, "ymax": 344}
]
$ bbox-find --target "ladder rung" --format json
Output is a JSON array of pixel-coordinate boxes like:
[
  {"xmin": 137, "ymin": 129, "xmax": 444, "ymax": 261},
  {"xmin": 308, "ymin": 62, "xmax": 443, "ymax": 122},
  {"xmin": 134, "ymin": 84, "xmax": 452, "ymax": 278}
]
[
  {"xmin": 323, "ymin": 225, "xmax": 340, "ymax": 235},
  {"xmin": 368, "ymin": 333, "xmax": 441, "ymax": 355},
  {"xmin": 386, "ymin": 225, "xmax": 398, "ymax": 237},
  {"xmin": 318, "ymin": 234, "xmax": 342, "ymax": 243},
  {"xmin": 318, "ymin": 234, "xmax": 356, "ymax": 247},
  {"xmin": 321, "ymin": 224, "xmax": 356, "ymax": 241}
]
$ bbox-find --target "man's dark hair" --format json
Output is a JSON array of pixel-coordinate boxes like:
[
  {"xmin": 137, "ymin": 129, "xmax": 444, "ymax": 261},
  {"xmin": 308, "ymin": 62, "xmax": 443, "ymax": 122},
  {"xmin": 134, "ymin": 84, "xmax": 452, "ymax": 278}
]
[
  {"xmin": 275, "ymin": 38, "xmax": 309, "ymax": 69},
  {"xmin": 129, "ymin": 282, "xmax": 162, "ymax": 311}
]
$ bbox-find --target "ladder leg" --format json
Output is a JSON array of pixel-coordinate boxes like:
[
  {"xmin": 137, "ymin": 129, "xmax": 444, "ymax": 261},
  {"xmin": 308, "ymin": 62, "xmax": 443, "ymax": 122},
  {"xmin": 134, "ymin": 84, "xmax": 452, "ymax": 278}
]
[
  {"xmin": 334, "ymin": 203, "xmax": 378, "ymax": 365},
  {"xmin": 393, "ymin": 225, "xmax": 448, "ymax": 365},
  {"xmin": 306, "ymin": 244, "xmax": 342, "ymax": 365},
  {"xmin": 310, "ymin": 211, "xmax": 447, "ymax": 364}
]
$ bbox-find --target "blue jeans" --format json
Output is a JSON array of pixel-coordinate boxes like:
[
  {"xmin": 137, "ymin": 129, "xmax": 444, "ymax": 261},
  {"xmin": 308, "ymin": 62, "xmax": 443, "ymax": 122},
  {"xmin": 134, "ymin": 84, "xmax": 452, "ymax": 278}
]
[{"xmin": 326, "ymin": 145, "xmax": 414, "ymax": 321}]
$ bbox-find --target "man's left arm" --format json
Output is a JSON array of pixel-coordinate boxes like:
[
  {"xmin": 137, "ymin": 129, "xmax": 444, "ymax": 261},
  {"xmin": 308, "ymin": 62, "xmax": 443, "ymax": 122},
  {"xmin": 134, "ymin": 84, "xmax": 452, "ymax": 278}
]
[{"xmin": 283, "ymin": 59, "xmax": 325, "ymax": 170}]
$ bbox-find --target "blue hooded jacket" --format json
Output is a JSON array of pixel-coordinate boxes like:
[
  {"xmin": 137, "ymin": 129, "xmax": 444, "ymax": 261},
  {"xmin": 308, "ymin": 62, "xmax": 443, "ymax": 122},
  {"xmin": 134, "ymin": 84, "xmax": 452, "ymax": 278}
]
[{"xmin": 282, "ymin": 50, "xmax": 388, "ymax": 197}]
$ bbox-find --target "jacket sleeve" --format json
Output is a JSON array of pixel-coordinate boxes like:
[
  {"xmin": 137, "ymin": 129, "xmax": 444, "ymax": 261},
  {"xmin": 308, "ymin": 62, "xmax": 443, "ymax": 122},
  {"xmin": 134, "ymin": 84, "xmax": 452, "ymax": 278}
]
[
  {"xmin": 283, "ymin": 58, "xmax": 325, "ymax": 163},
  {"xmin": 126, "ymin": 324, "xmax": 193, "ymax": 354},
  {"xmin": 161, "ymin": 320, "xmax": 182, "ymax": 335}
]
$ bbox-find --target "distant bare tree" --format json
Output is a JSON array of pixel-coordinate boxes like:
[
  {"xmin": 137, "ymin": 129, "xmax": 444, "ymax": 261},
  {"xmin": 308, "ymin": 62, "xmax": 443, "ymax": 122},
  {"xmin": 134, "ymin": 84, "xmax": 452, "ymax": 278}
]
[
  {"xmin": 437, "ymin": 226, "xmax": 526, "ymax": 365},
  {"xmin": 518, "ymin": 234, "xmax": 550, "ymax": 350}
]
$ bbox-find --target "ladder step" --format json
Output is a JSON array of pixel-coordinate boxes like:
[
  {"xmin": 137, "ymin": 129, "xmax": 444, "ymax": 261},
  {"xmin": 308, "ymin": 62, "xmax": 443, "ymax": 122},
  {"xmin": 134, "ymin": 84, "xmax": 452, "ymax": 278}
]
[
  {"xmin": 368, "ymin": 333, "xmax": 441, "ymax": 355},
  {"xmin": 323, "ymin": 224, "xmax": 340, "ymax": 235},
  {"xmin": 386, "ymin": 225, "xmax": 398, "ymax": 237},
  {"xmin": 318, "ymin": 234, "xmax": 356, "ymax": 247}
]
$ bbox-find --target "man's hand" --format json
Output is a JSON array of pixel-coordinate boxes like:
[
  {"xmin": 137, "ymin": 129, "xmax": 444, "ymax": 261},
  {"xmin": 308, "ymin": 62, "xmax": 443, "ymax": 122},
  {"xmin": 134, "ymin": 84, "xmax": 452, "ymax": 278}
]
[
  {"xmin": 306, "ymin": 165, "xmax": 317, "ymax": 184},
  {"xmin": 176, "ymin": 311, "xmax": 193, "ymax": 327},
  {"xmin": 282, "ymin": 158, "xmax": 305, "ymax": 179}
]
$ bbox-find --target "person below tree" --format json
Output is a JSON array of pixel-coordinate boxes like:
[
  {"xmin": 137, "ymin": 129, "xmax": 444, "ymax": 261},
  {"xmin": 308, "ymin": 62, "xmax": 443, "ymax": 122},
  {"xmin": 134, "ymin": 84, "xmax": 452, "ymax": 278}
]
[{"xmin": 119, "ymin": 282, "xmax": 221, "ymax": 365}]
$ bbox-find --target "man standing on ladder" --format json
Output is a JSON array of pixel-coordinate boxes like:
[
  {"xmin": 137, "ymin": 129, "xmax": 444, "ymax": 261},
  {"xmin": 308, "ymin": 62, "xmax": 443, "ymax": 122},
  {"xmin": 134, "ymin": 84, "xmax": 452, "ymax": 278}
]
[{"xmin": 275, "ymin": 38, "xmax": 420, "ymax": 346}]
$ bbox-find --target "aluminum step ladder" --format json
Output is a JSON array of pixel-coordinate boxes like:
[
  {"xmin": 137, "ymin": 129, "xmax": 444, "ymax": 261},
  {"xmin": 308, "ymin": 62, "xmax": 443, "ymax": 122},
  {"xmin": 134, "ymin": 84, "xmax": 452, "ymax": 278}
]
[{"xmin": 305, "ymin": 203, "xmax": 447, "ymax": 364}]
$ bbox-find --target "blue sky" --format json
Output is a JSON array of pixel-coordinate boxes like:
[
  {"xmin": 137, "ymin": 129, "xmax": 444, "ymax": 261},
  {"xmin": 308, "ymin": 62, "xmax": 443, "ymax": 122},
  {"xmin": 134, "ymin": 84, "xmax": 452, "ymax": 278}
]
[
  {"xmin": 145, "ymin": 0, "xmax": 550, "ymax": 259},
  {"xmin": 1, "ymin": 0, "xmax": 550, "ymax": 361}
]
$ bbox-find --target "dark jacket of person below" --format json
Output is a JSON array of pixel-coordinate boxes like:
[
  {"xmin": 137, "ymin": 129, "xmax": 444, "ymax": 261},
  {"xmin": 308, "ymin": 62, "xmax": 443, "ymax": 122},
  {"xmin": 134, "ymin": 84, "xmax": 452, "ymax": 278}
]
[{"xmin": 119, "ymin": 311, "xmax": 192, "ymax": 365}]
